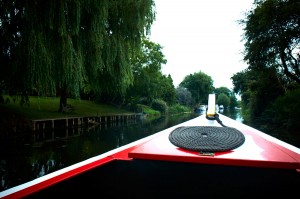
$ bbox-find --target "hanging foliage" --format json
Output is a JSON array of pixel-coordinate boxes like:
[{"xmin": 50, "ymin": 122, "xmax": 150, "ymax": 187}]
[{"xmin": 1, "ymin": 0, "xmax": 155, "ymax": 108}]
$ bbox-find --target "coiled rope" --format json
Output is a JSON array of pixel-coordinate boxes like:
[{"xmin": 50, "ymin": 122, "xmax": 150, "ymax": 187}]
[{"xmin": 168, "ymin": 111, "xmax": 245, "ymax": 153}]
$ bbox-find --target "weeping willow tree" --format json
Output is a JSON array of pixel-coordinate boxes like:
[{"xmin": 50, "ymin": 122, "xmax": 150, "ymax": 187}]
[{"xmin": 2, "ymin": 0, "xmax": 155, "ymax": 111}]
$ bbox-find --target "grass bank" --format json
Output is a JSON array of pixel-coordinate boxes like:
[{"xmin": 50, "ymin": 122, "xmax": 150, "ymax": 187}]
[
  {"xmin": 0, "ymin": 96, "xmax": 191, "ymax": 121},
  {"xmin": 0, "ymin": 96, "xmax": 165, "ymax": 137},
  {"xmin": 0, "ymin": 96, "xmax": 133, "ymax": 120}
]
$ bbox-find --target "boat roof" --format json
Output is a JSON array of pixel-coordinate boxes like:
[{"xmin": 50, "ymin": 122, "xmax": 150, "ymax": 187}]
[{"xmin": 129, "ymin": 114, "xmax": 300, "ymax": 170}]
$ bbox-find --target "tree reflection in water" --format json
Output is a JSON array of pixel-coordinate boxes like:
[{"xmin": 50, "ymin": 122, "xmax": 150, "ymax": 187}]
[
  {"xmin": 0, "ymin": 112, "xmax": 203, "ymax": 191},
  {"xmin": 1, "ymin": 110, "xmax": 246, "ymax": 192}
]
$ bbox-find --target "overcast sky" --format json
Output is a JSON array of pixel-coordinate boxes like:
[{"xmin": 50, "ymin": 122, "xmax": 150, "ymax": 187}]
[{"xmin": 150, "ymin": 0, "xmax": 254, "ymax": 90}]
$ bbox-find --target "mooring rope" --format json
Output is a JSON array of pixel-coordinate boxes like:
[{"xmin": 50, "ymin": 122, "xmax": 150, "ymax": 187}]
[
  {"xmin": 168, "ymin": 107, "xmax": 247, "ymax": 153},
  {"xmin": 206, "ymin": 113, "xmax": 227, "ymax": 127},
  {"xmin": 168, "ymin": 126, "xmax": 245, "ymax": 152}
]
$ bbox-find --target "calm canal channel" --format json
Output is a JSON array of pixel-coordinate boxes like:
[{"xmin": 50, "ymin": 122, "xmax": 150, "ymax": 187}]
[{"xmin": 0, "ymin": 110, "xmax": 243, "ymax": 192}]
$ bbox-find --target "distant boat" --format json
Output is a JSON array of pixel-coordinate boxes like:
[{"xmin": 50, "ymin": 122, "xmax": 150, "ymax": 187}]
[
  {"xmin": 215, "ymin": 104, "xmax": 219, "ymax": 113},
  {"xmin": 194, "ymin": 105, "xmax": 206, "ymax": 113},
  {"xmin": 218, "ymin": 105, "xmax": 224, "ymax": 113},
  {"xmin": 136, "ymin": 112, "xmax": 147, "ymax": 119}
]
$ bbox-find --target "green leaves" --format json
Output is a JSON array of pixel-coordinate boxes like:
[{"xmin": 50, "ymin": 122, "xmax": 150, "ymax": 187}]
[
  {"xmin": 127, "ymin": 38, "xmax": 174, "ymax": 106},
  {"xmin": 242, "ymin": 0, "xmax": 300, "ymax": 84},
  {"xmin": 179, "ymin": 71, "xmax": 214, "ymax": 105},
  {"xmin": 1, "ymin": 0, "xmax": 156, "ymax": 101}
]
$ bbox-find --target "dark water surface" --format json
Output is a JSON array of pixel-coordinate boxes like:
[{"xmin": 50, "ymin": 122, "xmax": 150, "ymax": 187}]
[{"xmin": 0, "ymin": 111, "xmax": 242, "ymax": 192}]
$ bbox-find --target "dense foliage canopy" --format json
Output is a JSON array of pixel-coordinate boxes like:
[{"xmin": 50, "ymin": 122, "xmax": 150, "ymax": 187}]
[
  {"xmin": 179, "ymin": 71, "xmax": 214, "ymax": 106},
  {"xmin": 126, "ymin": 38, "xmax": 175, "ymax": 107},
  {"xmin": 0, "ymin": 0, "xmax": 155, "ymax": 110},
  {"xmin": 242, "ymin": 0, "xmax": 300, "ymax": 85},
  {"xmin": 233, "ymin": 0, "xmax": 300, "ymax": 146}
]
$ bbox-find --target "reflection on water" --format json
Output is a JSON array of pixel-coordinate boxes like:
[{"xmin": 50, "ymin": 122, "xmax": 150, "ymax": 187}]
[
  {"xmin": 0, "ymin": 110, "xmax": 244, "ymax": 192},
  {"xmin": 220, "ymin": 108, "xmax": 244, "ymax": 123},
  {"xmin": 0, "ymin": 113, "xmax": 201, "ymax": 192}
]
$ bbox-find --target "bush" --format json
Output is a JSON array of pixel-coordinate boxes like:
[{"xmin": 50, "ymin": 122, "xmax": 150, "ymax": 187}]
[
  {"xmin": 151, "ymin": 99, "xmax": 168, "ymax": 114},
  {"xmin": 135, "ymin": 104, "xmax": 160, "ymax": 115},
  {"xmin": 168, "ymin": 104, "xmax": 191, "ymax": 114},
  {"xmin": 265, "ymin": 88, "xmax": 300, "ymax": 131}
]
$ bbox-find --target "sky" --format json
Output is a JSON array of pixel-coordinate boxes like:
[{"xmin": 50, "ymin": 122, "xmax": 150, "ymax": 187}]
[{"xmin": 150, "ymin": 0, "xmax": 254, "ymax": 90}]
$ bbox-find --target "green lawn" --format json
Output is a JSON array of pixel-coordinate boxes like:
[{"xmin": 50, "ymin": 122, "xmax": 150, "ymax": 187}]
[{"xmin": 1, "ymin": 96, "xmax": 133, "ymax": 120}]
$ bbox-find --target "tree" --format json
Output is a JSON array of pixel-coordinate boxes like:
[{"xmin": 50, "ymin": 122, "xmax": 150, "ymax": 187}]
[
  {"xmin": 159, "ymin": 74, "xmax": 176, "ymax": 105},
  {"xmin": 179, "ymin": 71, "xmax": 214, "ymax": 105},
  {"xmin": 214, "ymin": 86, "xmax": 238, "ymax": 109},
  {"xmin": 0, "ymin": 0, "xmax": 155, "ymax": 111},
  {"xmin": 214, "ymin": 87, "xmax": 231, "ymax": 97},
  {"xmin": 241, "ymin": 0, "xmax": 300, "ymax": 85},
  {"xmin": 263, "ymin": 88, "xmax": 300, "ymax": 133},
  {"xmin": 231, "ymin": 69, "xmax": 255, "ymax": 105},
  {"xmin": 217, "ymin": 93, "xmax": 230, "ymax": 109},
  {"xmin": 232, "ymin": 0, "xmax": 300, "ymax": 141},
  {"xmin": 228, "ymin": 94, "xmax": 238, "ymax": 109},
  {"xmin": 232, "ymin": 67, "xmax": 285, "ymax": 120},
  {"xmin": 176, "ymin": 86, "xmax": 193, "ymax": 106},
  {"xmin": 126, "ymin": 38, "xmax": 175, "ymax": 106}
]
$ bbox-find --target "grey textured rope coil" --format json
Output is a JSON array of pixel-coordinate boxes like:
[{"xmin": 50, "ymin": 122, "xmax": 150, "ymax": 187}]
[{"xmin": 169, "ymin": 126, "xmax": 245, "ymax": 152}]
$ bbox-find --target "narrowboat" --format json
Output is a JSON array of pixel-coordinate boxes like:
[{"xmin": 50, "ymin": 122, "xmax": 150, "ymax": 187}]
[{"xmin": 1, "ymin": 95, "xmax": 299, "ymax": 198}]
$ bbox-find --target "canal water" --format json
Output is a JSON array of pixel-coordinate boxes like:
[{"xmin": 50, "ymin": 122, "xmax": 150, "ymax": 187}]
[{"xmin": 0, "ymin": 110, "xmax": 242, "ymax": 192}]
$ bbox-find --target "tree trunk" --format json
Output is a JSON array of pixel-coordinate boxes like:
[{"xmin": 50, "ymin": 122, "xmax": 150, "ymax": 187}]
[{"xmin": 58, "ymin": 87, "xmax": 68, "ymax": 112}]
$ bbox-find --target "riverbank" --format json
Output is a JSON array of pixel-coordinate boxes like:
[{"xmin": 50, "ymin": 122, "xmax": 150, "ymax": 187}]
[
  {"xmin": 0, "ymin": 96, "xmax": 135, "ymax": 119},
  {"xmin": 0, "ymin": 96, "xmax": 135, "ymax": 136},
  {"xmin": 0, "ymin": 112, "xmax": 198, "ymax": 192}
]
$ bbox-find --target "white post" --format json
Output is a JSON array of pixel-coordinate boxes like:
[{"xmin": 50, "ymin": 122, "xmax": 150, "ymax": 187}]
[{"xmin": 207, "ymin": 94, "xmax": 216, "ymax": 117}]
